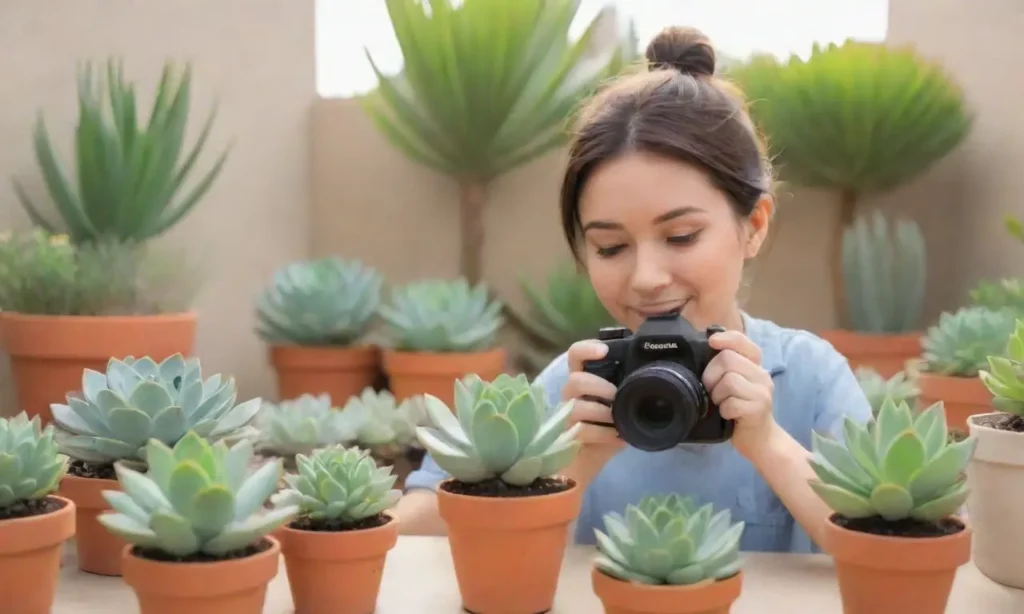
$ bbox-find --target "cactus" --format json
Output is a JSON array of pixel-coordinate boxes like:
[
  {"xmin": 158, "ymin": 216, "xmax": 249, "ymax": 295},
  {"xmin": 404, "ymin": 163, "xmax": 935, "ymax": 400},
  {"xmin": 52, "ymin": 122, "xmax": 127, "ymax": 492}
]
[
  {"xmin": 254, "ymin": 394, "xmax": 351, "ymax": 461},
  {"xmin": 98, "ymin": 431, "xmax": 298, "ymax": 557},
  {"xmin": 920, "ymin": 306, "xmax": 1018, "ymax": 377},
  {"xmin": 978, "ymin": 317, "xmax": 1024, "ymax": 418},
  {"xmin": 335, "ymin": 388, "xmax": 428, "ymax": 461},
  {"xmin": 855, "ymin": 368, "xmax": 919, "ymax": 417},
  {"xmin": 415, "ymin": 373, "xmax": 581, "ymax": 486},
  {"xmin": 255, "ymin": 256, "xmax": 383, "ymax": 346},
  {"xmin": 808, "ymin": 398, "xmax": 975, "ymax": 522},
  {"xmin": 50, "ymin": 354, "xmax": 262, "ymax": 464},
  {"xmin": 0, "ymin": 412, "xmax": 68, "ymax": 509},
  {"xmin": 378, "ymin": 278, "xmax": 504, "ymax": 352},
  {"xmin": 841, "ymin": 211, "xmax": 926, "ymax": 333}
]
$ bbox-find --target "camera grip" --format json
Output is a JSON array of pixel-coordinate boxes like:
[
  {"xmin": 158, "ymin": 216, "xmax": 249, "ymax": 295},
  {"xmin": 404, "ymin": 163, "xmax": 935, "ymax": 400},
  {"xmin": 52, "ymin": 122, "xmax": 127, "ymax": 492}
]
[{"xmin": 582, "ymin": 358, "xmax": 618, "ymax": 383}]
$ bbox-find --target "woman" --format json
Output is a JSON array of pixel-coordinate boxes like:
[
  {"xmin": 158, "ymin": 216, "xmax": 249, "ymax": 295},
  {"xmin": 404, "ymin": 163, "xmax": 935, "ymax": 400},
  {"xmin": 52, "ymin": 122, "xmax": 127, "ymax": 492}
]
[{"xmin": 396, "ymin": 26, "xmax": 872, "ymax": 553}]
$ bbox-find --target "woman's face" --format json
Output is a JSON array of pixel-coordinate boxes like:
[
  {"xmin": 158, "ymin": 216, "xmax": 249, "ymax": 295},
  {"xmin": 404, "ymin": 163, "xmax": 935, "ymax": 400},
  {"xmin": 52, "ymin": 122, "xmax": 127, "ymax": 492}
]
[{"xmin": 578, "ymin": 151, "xmax": 771, "ymax": 332}]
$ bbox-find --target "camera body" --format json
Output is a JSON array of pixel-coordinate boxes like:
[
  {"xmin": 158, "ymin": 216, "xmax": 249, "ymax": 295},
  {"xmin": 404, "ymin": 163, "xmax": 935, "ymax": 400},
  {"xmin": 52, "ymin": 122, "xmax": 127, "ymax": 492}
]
[{"xmin": 582, "ymin": 313, "xmax": 734, "ymax": 451}]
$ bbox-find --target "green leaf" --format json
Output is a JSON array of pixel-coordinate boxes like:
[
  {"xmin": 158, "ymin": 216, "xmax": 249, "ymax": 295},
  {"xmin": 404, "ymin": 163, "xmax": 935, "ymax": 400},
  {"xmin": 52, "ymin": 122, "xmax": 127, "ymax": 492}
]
[
  {"xmin": 666, "ymin": 563, "xmax": 708, "ymax": 586},
  {"xmin": 881, "ymin": 430, "xmax": 926, "ymax": 486},
  {"xmin": 187, "ymin": 485, "xmax": 236, "ymax": 537},
  {"xmin": 811, "ymin": 431, "xmax": 875, "ymax": 491},
  {"xmin": 909, "ymin": 481, "xmax": 969, "ymax": 522},
  {"xmin": 470, "ymin": 412, "xmax": 520, "ymax": 473},
  {"xmin": 870, "ymin": 483, "xmax": 915, "ymax": 520},
  {"xmin": 809, "ymin": 479, "xmax": 876, "ymax": 518},
  {"xmin": 416, "ymin": 427, "xmax": 492, "ymax": 482},
  {"xmin": 909, "ymin": 437, "xmax": 975, "ymax": 501},
  {"xmin": 107, "ymin": 407, "xmax": 154, "ymax": 447},
  {"xmin": 500, "ymin": 456, "xmax": 542, "ymax": 486},
  {"xmin": 168, "ymin": 461, "xmax": 210, "ymax": 512}
]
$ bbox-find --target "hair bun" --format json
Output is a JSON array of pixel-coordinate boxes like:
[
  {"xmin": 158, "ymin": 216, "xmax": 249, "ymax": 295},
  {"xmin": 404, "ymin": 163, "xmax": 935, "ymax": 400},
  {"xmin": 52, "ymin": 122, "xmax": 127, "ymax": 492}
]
[{"xmin": 645, "ymin": 26, "xmax": 716, "ymax": 77}]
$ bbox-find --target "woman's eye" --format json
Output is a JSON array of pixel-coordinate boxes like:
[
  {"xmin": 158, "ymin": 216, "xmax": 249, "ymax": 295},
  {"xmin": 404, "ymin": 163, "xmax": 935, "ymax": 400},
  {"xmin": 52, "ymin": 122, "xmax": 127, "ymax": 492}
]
[
  {"xmin": 596, "ymin": 244, "xmax": 625, "ymax": 257},
  {"xmin": 668, "ymin": 231, "xmax": 702, "ymax": 245}
]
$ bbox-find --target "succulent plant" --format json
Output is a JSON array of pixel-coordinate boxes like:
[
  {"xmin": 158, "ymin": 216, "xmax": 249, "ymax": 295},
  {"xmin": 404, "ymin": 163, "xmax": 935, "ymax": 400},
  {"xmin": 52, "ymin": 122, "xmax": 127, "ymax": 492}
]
[
  {"xmin": 855, "ymin": 368, "xmax": 919, "ymax": 417},
  {"xmin": 378, "ymin": 278, "xmax": 504, "ymax": 352},
  {"xmin": 255, "ymin": 256, "xmax": 383, "ymax": 346},
  {"xmin": 978, "ymin": 317, "xmax": 1024, "ymax": 417},
  {"xmin": 969, "ymin": 278, "xmax": 1024, "ymax": 314},
  {"xmin": 415, "ymin": 373, "xmax": 581, "ymax": 486},
  {"xmin": 50, "ymin": 354, "xmax": 262, "ymax": 464},
  {"xmin": 808, "ymin": 397, "xmax": 976, "ymax": 522},
  {"xmin": 920, "ymin": 306, "xmax": 1018, "ymax": 377},
  {"xmin": 841, "ymin": 211, "xmax": 926, "ymax": 333},
  {"xmin": 0, "ymin": 412, "xmax": 68, "ymax": 509},
  {"xmin": 98, "ymin": 431, "xmax": 298, "ymax": 557},
  {"xmin": 272, "ymin": 445, "xmax": 402, "ymax": 523},
  {"xmin": 593, "ymin": 493, "xmax": 744, "ymax": 586},
  {"xmin": 254, "ymin": 394, "xmax": 351, "ymax": 459},
  {"xmin": 336, "ymin": 388, "xmax": 428, "ymax": 460}
]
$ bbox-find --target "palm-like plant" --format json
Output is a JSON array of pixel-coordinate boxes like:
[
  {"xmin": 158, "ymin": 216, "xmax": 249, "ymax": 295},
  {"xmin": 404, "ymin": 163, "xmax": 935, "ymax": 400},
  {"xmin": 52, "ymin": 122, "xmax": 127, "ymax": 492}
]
[
  {"xmin": 360, "ymin": 0, "xmax": 636, "ymax": 284},
  {"xmin": 728, "ymin": 41, "xmax": 972, "ymax": 325}
]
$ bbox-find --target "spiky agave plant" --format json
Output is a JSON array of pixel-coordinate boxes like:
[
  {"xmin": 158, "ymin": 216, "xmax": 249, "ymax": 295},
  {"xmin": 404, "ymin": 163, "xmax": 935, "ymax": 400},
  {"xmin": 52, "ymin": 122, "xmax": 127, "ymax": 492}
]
[
  {"xmin": 0, "ymin": 412, "xmax": 68, "ymax": 510},
  {"xmin": 593, "ymin": 493, "xmax": 744, "ymax": 586},
  {"xmin": 415, "ymin": 373, "xmax": 581, "ymax": 487}
]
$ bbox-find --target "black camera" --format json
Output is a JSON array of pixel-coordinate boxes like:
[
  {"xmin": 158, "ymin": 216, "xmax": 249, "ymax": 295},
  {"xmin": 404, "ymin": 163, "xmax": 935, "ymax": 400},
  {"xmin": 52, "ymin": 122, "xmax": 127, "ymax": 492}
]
[{"xmin": 581, "ymin": 313, "xmax": 734, "ymax": 451}]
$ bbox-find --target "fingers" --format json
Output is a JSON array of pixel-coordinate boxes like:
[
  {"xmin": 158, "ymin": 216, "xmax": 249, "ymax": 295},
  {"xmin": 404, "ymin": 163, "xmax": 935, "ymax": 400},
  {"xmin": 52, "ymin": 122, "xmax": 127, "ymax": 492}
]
[
  {"xmin": 562, "ymin": 369, "xmax": 619, "ymax": 404},
  {"xmin": 718, "ymin": 397, "xmax": 763, "ymax": 421},
  {"xmin": 568, "ymin": 398, "xmax": 624, "ymax": 446},
  {"xmin": 709, "ymin": 330, "xmax": 762, "ymax": 365},
  {"xmin": 566, "ymin": 339, "xmax": 609, "ymax": 373},
  {"xmin": 709, "ymin": 371, "xmax": 763, "ymax": 406},
  {"xmin": 702, "ymin": 349, "xmax": 771, "ymax": 392}
]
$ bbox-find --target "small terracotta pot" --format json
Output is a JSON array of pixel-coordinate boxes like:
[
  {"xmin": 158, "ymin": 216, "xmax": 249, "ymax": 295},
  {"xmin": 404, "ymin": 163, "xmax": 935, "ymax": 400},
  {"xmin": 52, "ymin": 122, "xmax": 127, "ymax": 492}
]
[
  {"xmin": 966, "ymin": 412, "xmax": 1024, "ymax": 589},
  {"xmin": 591, "ymin": 567, "xmax": 742, "ymax": 614},
  {"xmin": 918, "ymin": 372, "xmax": 992, "ymax": 433},
  {"xmin": 383, "ymin": 348, "xmax": 506, "ymax": 406},
  {"xmin": 269, "ymin": 344, "xmax": 380, "ymax": 404},
  {"xmin": 58, "ymin": 474, "xmax": 126, "ymax": 575},
  {"xmin": 821, "ymin": 513, "xmax": 971, "ymax": 614},
  {"xmin": 121, "ymin": 536, "xmax": 281, "ymax": 614},
  {"xmin": 818, "ymin": 329, "xmax": 922, "ymax": 378},
  {"xmin": 437, "ymin": 477, "xmax": 582, "ymax": 614},
  {"xmin": 0, "ymin": 495, "xmax": 76, "ymax": 613},
  {"xmin": 279, "ymin": 512, "xmax": 398, "ymax": 614},
  {"xmin": 0, "ymin": 311, "xmax": 197, "ymax": 424}
]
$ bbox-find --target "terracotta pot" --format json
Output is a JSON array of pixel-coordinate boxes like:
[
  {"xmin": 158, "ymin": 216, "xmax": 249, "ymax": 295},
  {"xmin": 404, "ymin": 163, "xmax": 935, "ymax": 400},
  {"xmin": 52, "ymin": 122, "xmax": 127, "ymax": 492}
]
[
  {"xmin": 437, "ymin": 477, "xmax": 582, "ymax": 614},
  {"xmin": 121, "ymin": 536, "xmax": 281, "ymax": 614},
  {"xmin": 279, "ymin": 511, "xmax": 398, "ymax": 614},
  {"xmin": 58, "ymin": 474, "xmax": 126, "ymax": 575},
  {"xmin": 269, "ymin": 344, "xmax": 380, "ymax": 404},
  {"xmin": 0, "ymin": 311, "xmax": 197, "ymax": 424},
  {"xmin": 918, "ymin": 372, "xmax": 992, "ymax": 433},
  {"xmin": 591, "ymin": 567, "xmax": 742, "ymax": 614},
  {"xmin": 818, "ymin": 329, "xmax": 922, "ymax": 378},
  {"xmin": 821, "ymin": 513, "xmax": 971, "ymax": 614},
  {"xmin": 0, "ymin": 495, "xmax": 76, "ymax": 613},
  {"xmin": 383, "ymin": 347, "xmax": 506, "ymax": 406},
  {"xmin": 966, "ymin": 412, "xmax": 1024, "ymax": 589}
]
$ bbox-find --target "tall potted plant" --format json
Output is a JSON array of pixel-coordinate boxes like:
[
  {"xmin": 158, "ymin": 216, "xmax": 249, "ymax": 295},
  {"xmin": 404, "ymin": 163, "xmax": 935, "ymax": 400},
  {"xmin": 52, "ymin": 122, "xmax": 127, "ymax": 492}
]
[
  {"xmin": 379, "ymin": 278, "xmax": 506, "ymax": 406},
  {"xmin": 254, "ymin": 256, "xmax": 384, "ymax": 403},
  {"xmin": 0, "ymin": 412, "xmax": 75, "ymax": 613},
  {"xmin": 4, "ymin": 58, "xmax": 227, "ymax": 423},
  {"xmin": 273, "ymin": 445, "xmax": 402, "ymax": 613},
  {"xmin": 50, "ymin": 354, "xmax": 262, "ymax": 576},
  {"xmin": 415, "ymin": 373, "xmax": 583, "ymax": 614},
  {"xmin": 729, "ymin": 41, "xmax": 971, "ymax": 352},
  {"xmin": 590, "ymin": 493, "xmax": 745, "ymax": 614},
  {"xmin": 967, "ymin": 317, "xmax": 1024, "ymax": 589},
  {"xmin": 98, "ymin": 432, "xmax": 297, "ymax": 613},
  {"xmin": 809, "ymin": 398, "xmax": 976, "ymax": 613},
  {"xmin": 360, "ymin": 0, "xmax": 631, "ymax": 285}
]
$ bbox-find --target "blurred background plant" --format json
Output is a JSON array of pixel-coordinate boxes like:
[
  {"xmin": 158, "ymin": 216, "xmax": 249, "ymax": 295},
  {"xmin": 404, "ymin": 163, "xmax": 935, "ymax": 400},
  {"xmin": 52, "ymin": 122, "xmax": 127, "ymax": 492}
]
[{"xmin": 855, "ymin": 367, "xmax": 919, "ymax": 416}]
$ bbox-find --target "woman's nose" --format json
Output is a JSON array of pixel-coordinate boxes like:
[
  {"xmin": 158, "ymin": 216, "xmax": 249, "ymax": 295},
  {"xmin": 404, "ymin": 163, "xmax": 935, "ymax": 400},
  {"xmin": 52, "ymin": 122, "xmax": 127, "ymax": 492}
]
[{"xmin": 630, "ymin": 245, "xmax": 672, "ymax": 296}]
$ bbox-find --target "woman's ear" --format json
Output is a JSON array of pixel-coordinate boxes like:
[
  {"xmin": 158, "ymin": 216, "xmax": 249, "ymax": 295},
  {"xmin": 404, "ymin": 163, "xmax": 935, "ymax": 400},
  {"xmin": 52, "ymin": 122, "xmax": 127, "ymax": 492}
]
[{"xmin": 744, "ymin": 194, "xmax": 775, "ymax": 259}]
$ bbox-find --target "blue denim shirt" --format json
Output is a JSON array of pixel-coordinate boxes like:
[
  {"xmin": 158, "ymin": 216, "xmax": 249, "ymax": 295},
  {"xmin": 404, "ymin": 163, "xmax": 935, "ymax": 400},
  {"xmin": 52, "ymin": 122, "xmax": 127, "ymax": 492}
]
[{"xmin": 404, "ymin": 313, "xmax": 873, "ymax": 553}]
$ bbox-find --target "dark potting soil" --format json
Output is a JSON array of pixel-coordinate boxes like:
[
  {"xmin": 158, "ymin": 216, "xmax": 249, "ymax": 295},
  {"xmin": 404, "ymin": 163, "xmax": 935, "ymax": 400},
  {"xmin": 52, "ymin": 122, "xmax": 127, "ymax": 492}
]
[
  {"xmin": 289, "ymin": 512, "xmax": 391, "ymax": 532},
  {"xmin": 834, "ymin": 514, "xmax": 964, "ymax": 538},
  {"xmin": 0, "ymin": 496, "xmax": 66, "ymax": 521},
  {"xmin": 441, "ymin": 476, "xmax": 574, "ymax": 498},
  {"xmin": 974, "ymin": 412, "xmax": 1024, "ymax": 433},
  {"xmin": 68, "ymin": 459, "xmax": 117, "ymax": 480},
  {"xmin": 132, "ymin": 537, "xmax": 274, "ymax": 563}
]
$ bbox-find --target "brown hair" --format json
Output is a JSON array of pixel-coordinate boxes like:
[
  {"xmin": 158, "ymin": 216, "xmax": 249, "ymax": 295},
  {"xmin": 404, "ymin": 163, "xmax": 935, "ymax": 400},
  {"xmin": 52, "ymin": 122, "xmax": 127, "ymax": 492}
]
[{"xmin": 560, "ymin": 26, "xmax": 772, "ymax": 261}]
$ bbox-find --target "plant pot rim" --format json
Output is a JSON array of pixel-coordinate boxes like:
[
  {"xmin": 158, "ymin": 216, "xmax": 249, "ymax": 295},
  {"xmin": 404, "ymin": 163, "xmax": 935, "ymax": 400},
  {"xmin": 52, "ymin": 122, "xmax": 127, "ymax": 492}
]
[
  {"xmin": 824, "ymin": 513, "xmax": 973, "ymax": 571},
  {"xmin": 281, "ymin": 510, "xmax": 398, "ymax": 536},
  {"xmin": 591, "ymin": 566, "xmax": 743, "ymax": 592},
  {"xmin": 591, "ymin": 565, "xmax": 743, "ymax": 612},
  {"xmin": 437, "ymin": 476, "xmax": 582, "ymax": 530},
  {"xmin": 967, "ymin": 411, "xmax": 1023, "ymax": 432},
  {"xmin": 123, "ymin": 535, "xmax": 280, "ymax": 569},
  {"xmin": 383, "ymin": 346, "xmax": 506, "ymax": 359},
  {"xmin": 0, "ymin": 310, "xmax": 198, "ymax": 324},
  {"xmin": 825, "ymin": 512, "xmax": 970, "ymax": 543},
  {"xmin": 0, "ymin": 494, "xmax": 76, "ymax": 555},
  {"xmin": 437, "ymin": 476, "xmax": 578, "ymax": 501}
]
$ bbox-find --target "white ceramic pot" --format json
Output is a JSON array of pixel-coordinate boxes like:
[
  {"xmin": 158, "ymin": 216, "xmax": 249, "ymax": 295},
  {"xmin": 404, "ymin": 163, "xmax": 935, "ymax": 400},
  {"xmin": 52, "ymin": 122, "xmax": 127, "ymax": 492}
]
[{"xmin": 966, "ymin": 412, "xmax": 1024, "ymax": 589}]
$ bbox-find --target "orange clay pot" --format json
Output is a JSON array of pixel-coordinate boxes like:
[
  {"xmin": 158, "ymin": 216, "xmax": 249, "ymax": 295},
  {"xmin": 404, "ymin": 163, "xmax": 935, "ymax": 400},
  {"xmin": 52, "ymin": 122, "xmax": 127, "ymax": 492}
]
[
  {"xmin": 0, "ymin": 495, "xmax": 76, "ymax": 613},
  {"xmin": 0, "ymin": 312, "xmax": 197, "ymax": 425},
  {"xmin": 818, "ymin": 329, "xmax": 922, "ymax": 378},
  {"xmin": 121, "ymin": 536, "xmax": 281, "ymax": 614},
  {"xmin": 279, "ymin": 512, "xmax": 398, "ymax": 614},
  {"xmin": 58, "ymin": 474, "xmax": 126, "ymax": 576},
  {"xmin": 918, "ymin": 372, "xmax": 992, "ymax": 434},
  {"xmin": 591, "ymin": 567, "xmax": 743, "ymax": 614},
  {"xmin": 437, "ymin": 477, "xmax": 582, "ymax": 614},
  {"xmin": 383, "ymin": 347, "xmax": 506, "ymax": 407},
  {"xmin": 821, "ymin": 513, "xmax": 972, "ymax": 614},
  {"xmin": 269, "ymin": 344, "xmax": 380, "ymax": 404}
]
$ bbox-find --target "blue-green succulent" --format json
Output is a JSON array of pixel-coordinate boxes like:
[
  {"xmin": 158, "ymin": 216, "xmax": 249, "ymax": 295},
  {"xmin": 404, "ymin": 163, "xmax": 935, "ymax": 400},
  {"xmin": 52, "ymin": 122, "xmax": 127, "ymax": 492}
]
[{"xmin": 0, "ymin": 412, "xmax": 68, "ymax": 508}]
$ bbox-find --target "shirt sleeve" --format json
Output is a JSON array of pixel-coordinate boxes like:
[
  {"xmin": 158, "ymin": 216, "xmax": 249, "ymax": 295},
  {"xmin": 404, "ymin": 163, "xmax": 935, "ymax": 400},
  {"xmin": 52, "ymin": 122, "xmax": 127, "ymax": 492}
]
[{"xmin": 403, "ymin": 353, "xmax": 572, "ymax": 493}]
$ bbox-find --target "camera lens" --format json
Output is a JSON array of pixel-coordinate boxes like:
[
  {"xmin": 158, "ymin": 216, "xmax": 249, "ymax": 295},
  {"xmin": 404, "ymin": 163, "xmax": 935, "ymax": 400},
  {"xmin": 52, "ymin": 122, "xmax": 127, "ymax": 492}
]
[{"xmin": 611, "ymin": 361, "xmax": 708, "ymax": 451}]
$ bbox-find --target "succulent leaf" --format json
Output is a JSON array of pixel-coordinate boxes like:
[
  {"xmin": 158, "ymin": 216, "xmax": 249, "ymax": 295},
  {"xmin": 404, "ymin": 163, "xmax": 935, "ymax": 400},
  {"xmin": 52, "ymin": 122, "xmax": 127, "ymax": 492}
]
[
  {"xmin": 921, "ymin": 306, "xmax": 1018, "ymax": 377},
  {"xmin": 253, "ymin": 394, "xmax": 350, "ymax": 458},
  {"xmin": 855, "ymin": 368, "xmax": 919, "ymax": 417},
  {"xmin": 335, "ymin": 388, "xmax": 429, "ymax": 459},
  {"xmin": 0, "ymin": 412, "xmax": 68, "ymax": 509},
  {"xmin": 378, "ymin": 278, "xmax": 504, "ymax": 352},
  {"xmin": 978, "ymin": 318, "xmax": 1024, "ymax": 417}
]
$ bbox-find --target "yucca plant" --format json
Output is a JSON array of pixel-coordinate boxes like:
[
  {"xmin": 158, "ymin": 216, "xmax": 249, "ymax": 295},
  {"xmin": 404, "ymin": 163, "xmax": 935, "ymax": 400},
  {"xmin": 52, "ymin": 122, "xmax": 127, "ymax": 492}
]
[
  {"xmin": 13, "ymin": 58, "xmax": 230, "ymax": 244},
  {"xmin": 361, "ymin": 0, "xmax": 633, "ymax": 284},
  {"xmin": 729, "ymin": 41, "xmax": 972, "ymax": 325}
]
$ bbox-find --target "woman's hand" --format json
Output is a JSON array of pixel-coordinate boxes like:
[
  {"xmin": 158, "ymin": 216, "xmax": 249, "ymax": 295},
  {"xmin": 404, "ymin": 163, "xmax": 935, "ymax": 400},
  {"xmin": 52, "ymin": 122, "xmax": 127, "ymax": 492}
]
[{"xmin": 702, "ymin": 329, "xmax": 777, "ymax": 461}]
